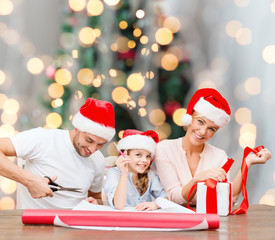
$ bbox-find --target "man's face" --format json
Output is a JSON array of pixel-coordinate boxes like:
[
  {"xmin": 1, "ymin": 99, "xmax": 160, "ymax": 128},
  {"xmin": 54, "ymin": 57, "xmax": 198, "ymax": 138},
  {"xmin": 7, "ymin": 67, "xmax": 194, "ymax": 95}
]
[{"xmin": 72, "ymin": 129, "xmax": 107, "ymax": 157}]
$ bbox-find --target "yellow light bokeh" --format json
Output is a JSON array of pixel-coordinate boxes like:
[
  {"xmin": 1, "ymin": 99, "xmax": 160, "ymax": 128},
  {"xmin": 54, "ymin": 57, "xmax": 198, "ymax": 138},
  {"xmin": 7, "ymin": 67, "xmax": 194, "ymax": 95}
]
[
  {"xmin": 155, "ymin": 122, "xmax": 172, "ymax": 140},
  {"xmin": 55, "ymin": 68, "xmax": 72, "ymax": 85},
  {"xmin": 3, "ymin": 29, "xmax": 20, "ymax": 45},
  {"xmin": 93, "ymin": 78, "xmax": 102, "ymax": 88},
  {"xmin": 239, "ymin": 123, "xmax": 256, "ymax": 148},
  {"xmin": 161, "ymin": 53, "xmax": 178, "ymax": 71},
  {"xmin": 1, "ymin": 178, "xmax": 17, "ymax": 194},
  {"xmin": 48, "ymin": 83, "xmax": 64, "ymax": 99},
  {"xmin": 141, "ymin": 48, "xmax": 150, "ymax": 56},
  {"xmin": 151, "ymin": 43, "xmax": 159, "ymax": 52},
  {"xmin": 128, "ymin": 40, "xmax": 136, "ymax": 49},
  {"xmin": 77, "ymin": 68, "xmax": 94, "ymax": 85},
  {"xmin": 116, "ymin": 36, "xmax": 130, "ymax": 53},
  {"xmin": 79, "ymin": 27, "xmax": 97, "ymax": 46},
  {"xmin": 145, "ymin": 71, "xmax": 154, "ymax": 79},
  {"xmin": 244, "ymin": 77, "xmax": 261, "ymax": 95},
  {"xmin": 27, "ymin": 58, "xmax": 44, "ymax": 75},
  {"xmin": 225, "ymin": 20, "xmax": 242, "ymax": 38},
  {"xmin": 140, "ymin": 35, "xmax": 149, "ymax": 44},
  {"xmin": 262, "ymin": 45, "xmax": 275, "ymax": 64},
  {"xmin": 127, "ymin": 73, "xmax": 145, "ymax": 92},
  {"xmin": 51, "ymin": 98, "xmax": 63, "ymax": 108},
  {"xmin": 74, "ymin": 90, "xmax": 83, "ymax": 100},
  {"xmin": 138, "ymin": 96, "xmax": 146, "ymax": 107},
  {"xmin": 0, "ymin": 196, "xmax": 15, "ymax": 210},
  {"xmin": 0, "ymin": 0, "xmax": 14, "ymax": 15},
  {"xmin": 87, "ymin": 0, "xmax": 104, "ymax": 16},
  {"xmin": 0, "ymin": 124, "xmax": 15, "ymax": 136},
  {"xmin": 0, "ymin": 94, "xmax": 8, "ymax": 109},
  {"xmin": 3, "ymin": 98, "xmax": 19, "ymax": 114},
  {"xmin": 1, "ymin": 112, "xmax": 17, "ymax": 125},
  {"xmin": 127, "ymin": 100, "xmax": 136, "ymax": 110},
  {"xmin": 0, "ymin": 70, "xmax": 6, "ymax": 85},
  {"xmin": 271, "ymin": 0, "xmax": 275, "ymax": 14},
  {"xmin": 234, "ymin": 0, "xmax": 250, "ymax": 7},
  {"xmin": 69, "ymin": 0, "xmax": 86, "ymax": 11},
  {"xmin": 118, "ymin": 130, "xmax": 124, "ymax": 139},
  {"xmin": 119, "ymin": 20, "xmax": 128, "ymax": 30},
  {"xmin": 72, "ymin": 49, "xmax": 78, "ymax": 58},
  {"xmin": 104, "ymin": 0, "xmax": 120, "ymax": 6},
  {"xmin": 259, "ymin": 189, "xmax": 275, "ymax": 206},
  {"xmin": 155, "ymin": 28, "xmax": 173, "ymax": 45},
  {"xmin": 138, "ymin": 107, "xmax": 147, "ymax": 117},
  {"xmin": 112, "ymin": 87, "xmax": 130, "ymax": 104},
  {"xmin": 133, "ymin": 28, "xmax": 142, "ymax": 38},
  {"xmin": 235, "ymin": 28, "xmax": 252, "ymax": 45},
  {"xmin": 235, "ymin": 107, "xmax": 251, "ymax": 125},
  {"xmin": 173, "ymin": 108, "xmax": 186, "ymax": 126},
  {"xmin": 149, "ymin": 109, "xmax": 166, "ymax": 126},
  {"xmin": 136, "ymin": 9, "xmax": 145, "ymax": 19},
  {"xmin": 163, "ymin": 16, "xmax": 181, "ymax": 33},
  {"xmin": 46, "ymin": 112, "xmax": 62, "ymax": 129}
]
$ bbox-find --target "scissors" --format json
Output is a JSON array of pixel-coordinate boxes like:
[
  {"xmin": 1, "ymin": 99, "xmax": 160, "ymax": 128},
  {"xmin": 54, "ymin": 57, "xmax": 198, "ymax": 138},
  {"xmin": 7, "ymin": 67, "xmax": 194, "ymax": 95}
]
[{"xmin": 45, "ymin": 176, "xmax": 82, "ymax": 193}]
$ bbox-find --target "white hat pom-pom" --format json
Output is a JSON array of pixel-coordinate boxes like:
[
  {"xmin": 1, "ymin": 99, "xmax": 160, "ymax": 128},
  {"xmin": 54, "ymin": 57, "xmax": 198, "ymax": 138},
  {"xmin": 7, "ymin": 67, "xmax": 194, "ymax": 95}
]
[{"xmin": 181, "ymin": 114, "xmax": 192, "ymax": 126}]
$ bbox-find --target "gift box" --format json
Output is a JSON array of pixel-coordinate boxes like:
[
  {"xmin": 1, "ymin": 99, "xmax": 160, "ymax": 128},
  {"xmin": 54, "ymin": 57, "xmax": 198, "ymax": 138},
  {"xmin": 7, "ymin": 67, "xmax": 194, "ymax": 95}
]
[{"xmin": 196, "ymin": 182, "xmax": 233, "ymax": 216}]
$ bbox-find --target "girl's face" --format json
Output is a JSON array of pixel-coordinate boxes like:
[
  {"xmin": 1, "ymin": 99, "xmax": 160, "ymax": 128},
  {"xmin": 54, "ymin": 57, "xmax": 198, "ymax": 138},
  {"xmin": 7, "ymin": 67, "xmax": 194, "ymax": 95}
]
[
  {"xmin": 187, "ymin": 114, "xmax": 219, "ymax": 146},
  {"xmin": 127, "ymin": 149, "xmax": 152, "ymax": 174}
]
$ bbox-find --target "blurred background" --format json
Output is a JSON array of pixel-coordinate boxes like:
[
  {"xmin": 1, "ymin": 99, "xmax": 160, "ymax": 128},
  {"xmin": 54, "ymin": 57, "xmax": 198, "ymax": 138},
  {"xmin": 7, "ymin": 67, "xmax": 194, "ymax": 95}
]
[{"xmin": 0, "ymin": 0, "xmax": 274, "ymax": 209}]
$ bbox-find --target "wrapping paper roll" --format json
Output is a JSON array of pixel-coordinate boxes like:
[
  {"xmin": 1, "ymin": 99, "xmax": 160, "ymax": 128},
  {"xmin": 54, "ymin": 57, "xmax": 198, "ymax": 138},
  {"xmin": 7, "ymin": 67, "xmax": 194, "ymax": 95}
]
[{"xmin": 22, "ymin": 209, "xmax": 219, "ymax": 230}]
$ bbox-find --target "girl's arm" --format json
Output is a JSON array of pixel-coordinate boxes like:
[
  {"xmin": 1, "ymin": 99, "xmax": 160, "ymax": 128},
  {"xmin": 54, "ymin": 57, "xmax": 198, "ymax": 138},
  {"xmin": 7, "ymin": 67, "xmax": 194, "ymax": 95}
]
[
  {"xmin": 113, "ymin": 154, "xmax": 131, "ymax": 210},
  {"xmin": 232, "ymin": 148, "xmax": 272, "ymax": 197}
]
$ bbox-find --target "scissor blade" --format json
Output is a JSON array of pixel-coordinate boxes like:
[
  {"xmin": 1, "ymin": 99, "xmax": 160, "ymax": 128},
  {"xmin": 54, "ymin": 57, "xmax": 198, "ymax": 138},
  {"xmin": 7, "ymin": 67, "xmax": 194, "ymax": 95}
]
[{"xmin": 57, "ymin": 188, "xmax": 82, "ymax": 192}]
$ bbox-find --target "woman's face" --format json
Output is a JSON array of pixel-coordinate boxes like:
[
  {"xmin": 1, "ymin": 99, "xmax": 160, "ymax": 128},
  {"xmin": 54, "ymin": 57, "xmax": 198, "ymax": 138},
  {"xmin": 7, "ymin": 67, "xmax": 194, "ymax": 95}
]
[
  {"xmin": 187, "ymin": 114, "xmax": 219, "ymax": 145},
  {"xmin": 127, "ymin": 149, "xmax": 152, "ymax": 174}
]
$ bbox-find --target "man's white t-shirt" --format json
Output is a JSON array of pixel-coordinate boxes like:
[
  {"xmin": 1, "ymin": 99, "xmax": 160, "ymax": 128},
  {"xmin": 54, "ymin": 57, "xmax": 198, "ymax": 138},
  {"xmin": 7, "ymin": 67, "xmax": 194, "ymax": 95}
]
[{"xmin": 10, "ymin": 127, "xmax": 105, "ymax": 209}]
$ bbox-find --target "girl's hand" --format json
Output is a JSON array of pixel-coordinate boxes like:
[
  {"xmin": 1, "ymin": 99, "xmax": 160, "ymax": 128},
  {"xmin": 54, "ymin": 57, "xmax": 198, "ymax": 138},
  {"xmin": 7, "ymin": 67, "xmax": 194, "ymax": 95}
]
[
  {"xmin": 194, "ymin": 168, "xmax": 227, "ymax": 183},
  {"xmin": 135, "ymin": 201, "xmax": 160, "ymax": 211},
  {"xmin": 115, "ymin": 153, "xmax": 131, "ymax": 175},
  {"xmin": 85, "ymin": 197, "xmax": 98, "ymax": 204},
  {"xmin": 246, "ymin": 148, "xmax": 272, "ymax": 168}
]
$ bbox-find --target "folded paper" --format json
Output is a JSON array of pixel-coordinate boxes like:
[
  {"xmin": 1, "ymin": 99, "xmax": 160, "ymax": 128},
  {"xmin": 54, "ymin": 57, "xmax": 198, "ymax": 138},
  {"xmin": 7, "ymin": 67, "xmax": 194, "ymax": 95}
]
[{"xmin": 22, "ymin": 209, "xmax": 219, "ymax": 230}]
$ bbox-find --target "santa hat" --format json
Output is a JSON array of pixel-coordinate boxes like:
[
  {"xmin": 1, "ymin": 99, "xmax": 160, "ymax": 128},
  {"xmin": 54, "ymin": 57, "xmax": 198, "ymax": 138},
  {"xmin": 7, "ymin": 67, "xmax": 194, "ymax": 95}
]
[
  {"xmin": 72, "ymin": 98, "xmax": 115, "ymax": 141},
  {"xmin": 117, "ymin": 129, "xmax": 159, "ymax": 157},
  {"xmin": 181, "ymin": 88, "xmax": 231, "ymax": 128}
]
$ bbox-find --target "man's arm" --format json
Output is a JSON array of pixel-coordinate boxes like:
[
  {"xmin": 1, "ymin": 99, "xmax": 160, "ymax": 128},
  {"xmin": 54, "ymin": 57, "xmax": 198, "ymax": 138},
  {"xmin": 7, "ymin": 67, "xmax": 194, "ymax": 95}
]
[
  {"xmin": 88, "ymin": 190, "xmax": 103, "ymax": 205},
  {"xmin": 0, "ymin": 138, "xmax": 54, "ymax": 198}
]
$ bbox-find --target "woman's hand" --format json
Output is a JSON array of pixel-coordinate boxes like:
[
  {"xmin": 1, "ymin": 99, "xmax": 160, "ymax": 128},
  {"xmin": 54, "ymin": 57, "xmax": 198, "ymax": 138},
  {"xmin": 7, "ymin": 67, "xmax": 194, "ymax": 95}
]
[
  {"xmin": 194, "ymin": 168, "xmax": 227, "ymax": 183},
  {"xmin": 135, "ymin": 201, "xmax": 160, "ymax": 211},
  {"xmin": 245, "ymin": 148, "xmax": 272, "ymax": 168},
  {"xmin": 115, "ymin": 153, "xmax": 131, "ymax": 175}
]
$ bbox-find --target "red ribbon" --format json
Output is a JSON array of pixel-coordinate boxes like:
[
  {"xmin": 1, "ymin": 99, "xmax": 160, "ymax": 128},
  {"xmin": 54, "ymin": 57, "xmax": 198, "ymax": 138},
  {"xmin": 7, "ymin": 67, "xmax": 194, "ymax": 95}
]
[
  {"xmin": 187, "ymin": 158, "xmax": 234, "ymax": 213},
  {"xmin": 231, "ymin": 145, "xmax": 264, "ymax": 214}
]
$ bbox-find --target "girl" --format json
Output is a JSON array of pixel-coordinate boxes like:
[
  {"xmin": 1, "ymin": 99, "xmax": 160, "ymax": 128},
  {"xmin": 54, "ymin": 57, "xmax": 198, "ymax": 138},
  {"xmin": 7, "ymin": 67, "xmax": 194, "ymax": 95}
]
[
  {"xmin": 155, "ymin": 88, "xmax": 272, "ymax": 206},
  {"xmin": 104, "ymin": 129, "xmax": 167, "ymax": 210}
]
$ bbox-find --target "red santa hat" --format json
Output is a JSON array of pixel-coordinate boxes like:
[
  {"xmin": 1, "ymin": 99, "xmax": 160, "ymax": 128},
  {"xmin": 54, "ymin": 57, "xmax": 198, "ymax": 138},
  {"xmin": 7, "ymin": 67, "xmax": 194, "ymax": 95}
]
[
  {"xmin": 117, "ymin": 129, "xmax": 159, "ymax": 157},
  {"xmin": 181, "ymin": 88, "xmax": 231, "ymax": 128},
  {"xmin": 72, "ymin": 98, "xmax": 115, "ymax": 141}
]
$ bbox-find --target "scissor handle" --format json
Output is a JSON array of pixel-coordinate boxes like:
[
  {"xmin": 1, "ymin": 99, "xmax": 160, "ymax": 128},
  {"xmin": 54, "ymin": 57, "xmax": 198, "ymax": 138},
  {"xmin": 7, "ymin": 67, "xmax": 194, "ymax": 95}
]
[{"xmin": 44, "ymin": 176, "xmax": 59, "ymax": 187}]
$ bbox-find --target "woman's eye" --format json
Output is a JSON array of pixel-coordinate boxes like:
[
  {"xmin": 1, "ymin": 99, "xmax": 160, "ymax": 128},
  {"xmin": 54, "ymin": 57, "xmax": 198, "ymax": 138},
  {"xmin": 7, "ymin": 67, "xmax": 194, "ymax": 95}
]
[{"xmin": 198, "ymin": 120, "xmax": 203, "ymax": 124}]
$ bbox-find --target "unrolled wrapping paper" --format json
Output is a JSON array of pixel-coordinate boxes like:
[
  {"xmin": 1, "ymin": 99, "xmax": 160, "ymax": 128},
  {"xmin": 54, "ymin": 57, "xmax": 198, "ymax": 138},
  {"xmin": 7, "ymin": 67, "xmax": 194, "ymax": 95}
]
[
  {"xmin": 22, "ymin": 208, "xmax": 219, "ymax": 231},
  {"xmin": 196, "ymin": 182, "xmax": 232, "ymax": 216}
]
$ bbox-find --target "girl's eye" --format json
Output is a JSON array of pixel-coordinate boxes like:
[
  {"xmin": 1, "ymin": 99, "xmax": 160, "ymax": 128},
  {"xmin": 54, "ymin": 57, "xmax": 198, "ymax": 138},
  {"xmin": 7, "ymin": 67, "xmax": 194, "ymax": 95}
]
[
  {"xmin": 136, "ymin": 153, "xmax": 141, "ymax": 157},
  {"xmin": 198, "ymin": 119, "xmax": 203, "ymax": 124},
  {"xmin": 209, "ymin": 128, "xmax": 216, "ymax": 132},
  {"xmin": 146, "ymin": 155, "xmax": 151, "ymax": 159}
]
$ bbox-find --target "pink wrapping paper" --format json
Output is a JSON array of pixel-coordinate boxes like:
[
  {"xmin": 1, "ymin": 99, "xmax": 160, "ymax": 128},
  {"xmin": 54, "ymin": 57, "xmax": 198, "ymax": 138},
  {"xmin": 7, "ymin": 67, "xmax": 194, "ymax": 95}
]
[{"xmin": 22, "ymin": 209, "xmax": 219, "ymax": 230}]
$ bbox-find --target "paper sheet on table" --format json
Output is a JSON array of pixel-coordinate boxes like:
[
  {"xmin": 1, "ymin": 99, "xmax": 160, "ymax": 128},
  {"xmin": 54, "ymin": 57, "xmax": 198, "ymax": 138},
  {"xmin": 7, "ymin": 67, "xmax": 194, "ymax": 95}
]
[
  {"xmin": 51, "ymin": 197, "xmax": 211, "ymax": 231},
  {"xmin": 72, "ymin": 197, "xmax": 194, "ymax": 213}
]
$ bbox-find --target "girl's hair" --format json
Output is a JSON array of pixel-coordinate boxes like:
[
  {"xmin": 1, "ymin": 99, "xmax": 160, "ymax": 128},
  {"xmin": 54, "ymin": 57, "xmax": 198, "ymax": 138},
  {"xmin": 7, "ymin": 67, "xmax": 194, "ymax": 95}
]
[{"xmin": 116, "ymin": 149, "xmax": 150, "ymax": 195}]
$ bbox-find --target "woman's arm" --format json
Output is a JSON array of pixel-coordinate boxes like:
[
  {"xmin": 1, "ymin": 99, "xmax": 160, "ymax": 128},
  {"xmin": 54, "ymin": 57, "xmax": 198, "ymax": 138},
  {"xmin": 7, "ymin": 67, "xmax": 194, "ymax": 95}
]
[{"xmin": 232, "ymin": 148, "xmax": 272, "ymax": 197}]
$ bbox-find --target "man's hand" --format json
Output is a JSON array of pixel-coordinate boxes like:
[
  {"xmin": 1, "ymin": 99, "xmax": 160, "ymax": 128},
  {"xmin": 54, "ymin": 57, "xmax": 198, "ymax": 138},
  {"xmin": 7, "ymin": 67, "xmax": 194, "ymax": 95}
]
[{"xmin": 25, "ymin": 175, "xmax": 57, "ymax": 198}]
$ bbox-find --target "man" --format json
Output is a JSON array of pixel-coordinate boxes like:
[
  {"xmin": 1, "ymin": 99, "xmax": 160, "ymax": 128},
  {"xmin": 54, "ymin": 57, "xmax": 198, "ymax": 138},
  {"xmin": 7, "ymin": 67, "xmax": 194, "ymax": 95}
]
[{"xmin": 0, "ymin": 98, "xmax": 115, "ymax": 209}]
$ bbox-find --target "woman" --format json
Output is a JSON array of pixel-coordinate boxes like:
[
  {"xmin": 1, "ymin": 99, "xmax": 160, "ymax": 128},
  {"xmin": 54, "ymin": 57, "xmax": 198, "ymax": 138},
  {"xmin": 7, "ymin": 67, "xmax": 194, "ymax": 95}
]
[{"xmin": 155, "ymin": 88, "xmax": 272, "ymax": 206}]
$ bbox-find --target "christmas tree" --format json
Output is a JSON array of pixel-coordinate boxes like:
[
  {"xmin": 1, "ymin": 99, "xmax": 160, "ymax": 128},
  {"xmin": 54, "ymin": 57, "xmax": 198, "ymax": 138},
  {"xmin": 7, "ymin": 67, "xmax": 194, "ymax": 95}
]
[{"xmin": 43, "ymin": 0, "xmax": 192, "ymax": 154}]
